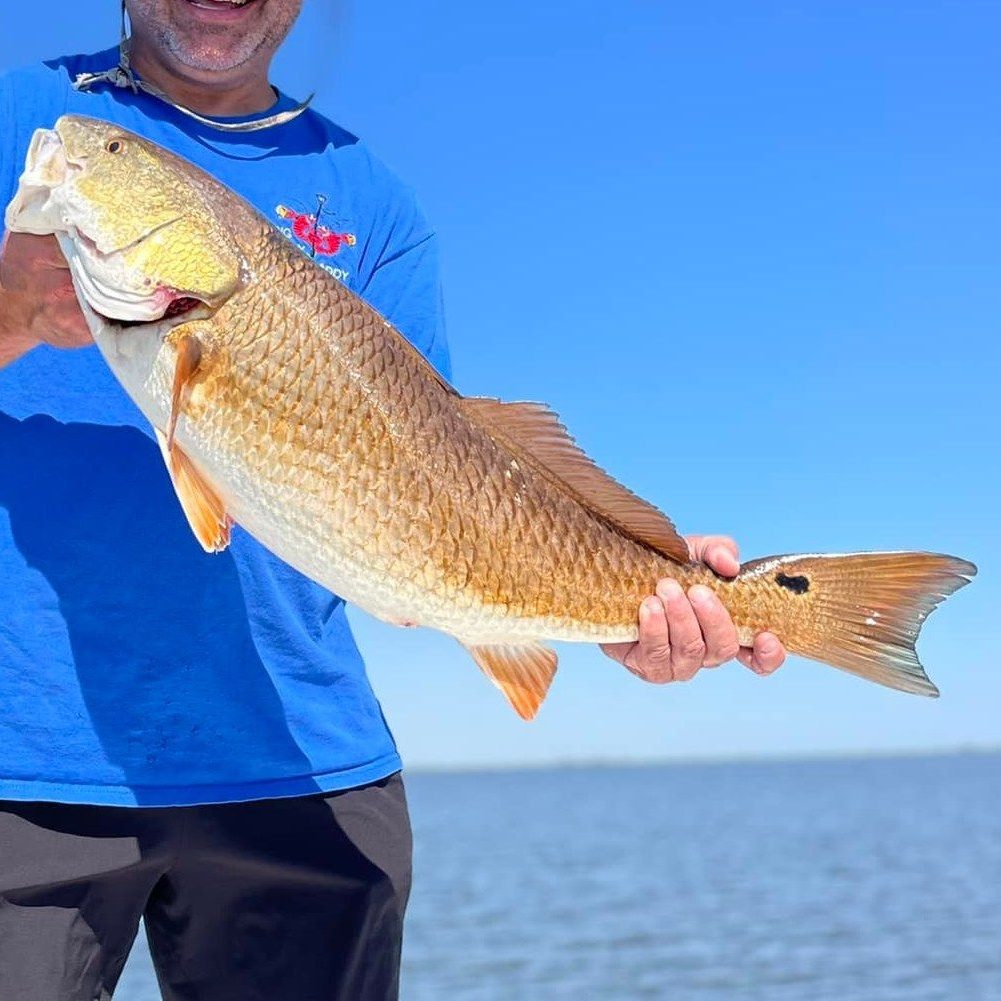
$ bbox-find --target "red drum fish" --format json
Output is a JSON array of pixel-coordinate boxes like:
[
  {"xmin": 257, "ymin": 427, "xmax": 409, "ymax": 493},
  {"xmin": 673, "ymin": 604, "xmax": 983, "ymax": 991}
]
[{"xmin": 5, "ymin": 116, "xmax": 976, "ymax": 719}]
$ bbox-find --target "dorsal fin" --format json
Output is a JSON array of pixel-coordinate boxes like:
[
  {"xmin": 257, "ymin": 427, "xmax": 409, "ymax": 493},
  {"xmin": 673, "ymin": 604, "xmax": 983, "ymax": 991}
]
[{"xmin": 460, "ymin": 397, "xmax": 690, "ymax": 563}]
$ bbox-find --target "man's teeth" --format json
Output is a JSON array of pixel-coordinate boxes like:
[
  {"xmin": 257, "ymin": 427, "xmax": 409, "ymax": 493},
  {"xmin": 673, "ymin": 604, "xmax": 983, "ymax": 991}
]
[{"xmin": 187, "ymin": 0, "xmax": 253, "ymax": 8}]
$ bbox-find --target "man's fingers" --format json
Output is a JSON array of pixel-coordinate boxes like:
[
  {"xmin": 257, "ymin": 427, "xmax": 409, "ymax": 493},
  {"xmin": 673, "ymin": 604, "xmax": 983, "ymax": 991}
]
[
  {"xmin": 5, "ymin": 231, "xmax": 67, "ymax": 262},
  {"xmin": 0, "ymin": 233, "xmax": 68, "ymax": 286},
  {"xmin": 688, "ymin": 534, "xmax": 740, "ymax": 577},
  {"xmin": 688, "ymin": 584, "xmax": 740, "ymax": 667},
  {"xmin": 753, "ymin": 633, "xmax": 786, "ymax": 673},
  {"xmin": 599, "ymin": 640, "xmax": 632, "ymax": 666},
  {"xmin": 657, "ymin": 579, "xmax": 704, "ymax": 681},
  {"xmin": 737, "ymin": 632, "xmax": 787, "ymax": 675},
  {"xmin": 628, "ymin": 595, "xmax": 674, "ymax": 683},
  {"xmin": 605, "ymin": 555, "xmax": 784, "ymax": 686},
  {"xmin": 0, "ymin": 234, "xmax": 92, "ymax": 349}
]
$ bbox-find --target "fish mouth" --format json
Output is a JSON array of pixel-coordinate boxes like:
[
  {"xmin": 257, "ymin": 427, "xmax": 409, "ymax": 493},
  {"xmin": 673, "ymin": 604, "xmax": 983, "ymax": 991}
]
[
  {"xmin": 4, "ymin": 128, "xmax": 75, "ymax": 235},
  {"xmin": 91, "ymin": 297, "xmax": 207, "ymax": 331},
  {"xmin": 61, "ymin": 221, "xmax": 211, "ymax": 330}
]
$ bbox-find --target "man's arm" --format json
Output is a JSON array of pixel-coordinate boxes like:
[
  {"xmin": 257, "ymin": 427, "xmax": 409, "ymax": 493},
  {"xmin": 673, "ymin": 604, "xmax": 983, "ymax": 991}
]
[
  {"xmin": 0, "ymin": 70, "xmax": 92, "ymax": 370},
  {"xmin": 0, "ymin": 232, "xmax": 94, "ymax": 370},
  {"xmin": 601, "ymin": 534, "xmax": 787, "ymax": 683}
]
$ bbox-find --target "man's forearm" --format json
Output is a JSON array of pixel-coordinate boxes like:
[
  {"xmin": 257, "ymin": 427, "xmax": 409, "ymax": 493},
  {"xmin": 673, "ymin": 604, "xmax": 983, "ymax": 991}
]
[{"xmin": 0, "ymin": 291, "xmax": 35, "ymax": 369}]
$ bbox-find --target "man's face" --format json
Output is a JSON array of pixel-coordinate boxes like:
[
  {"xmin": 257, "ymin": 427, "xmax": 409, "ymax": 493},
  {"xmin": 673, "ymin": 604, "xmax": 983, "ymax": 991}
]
[{"xmin": 125, "ymin": 0, "xmax": 303, "ymax": 75}]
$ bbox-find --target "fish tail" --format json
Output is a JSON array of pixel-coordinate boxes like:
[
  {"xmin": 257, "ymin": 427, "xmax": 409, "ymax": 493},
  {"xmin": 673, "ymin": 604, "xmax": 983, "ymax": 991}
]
[{"xmin": 736, "ymin": 552, "xmax": 976, "ymax": 696}]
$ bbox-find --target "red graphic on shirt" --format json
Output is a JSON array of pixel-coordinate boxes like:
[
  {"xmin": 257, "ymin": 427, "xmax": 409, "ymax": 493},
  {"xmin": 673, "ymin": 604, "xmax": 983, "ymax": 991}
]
[{"xmin": 276, "ymin": 204, "xmax": 357, "ymax": 257}]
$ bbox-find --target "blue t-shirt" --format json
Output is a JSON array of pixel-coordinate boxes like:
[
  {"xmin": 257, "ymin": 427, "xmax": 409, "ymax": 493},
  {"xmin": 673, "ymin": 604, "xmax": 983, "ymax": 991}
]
[{"xmin": 0, "ymin": 49, "xmax": 450, "ymax": 806}]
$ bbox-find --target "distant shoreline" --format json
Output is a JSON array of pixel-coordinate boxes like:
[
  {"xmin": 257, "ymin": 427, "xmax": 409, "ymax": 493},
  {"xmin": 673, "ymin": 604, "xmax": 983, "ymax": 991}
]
[{"xmin": 407, "ymin": 745, "xmax": 1001, "ymax": 775}]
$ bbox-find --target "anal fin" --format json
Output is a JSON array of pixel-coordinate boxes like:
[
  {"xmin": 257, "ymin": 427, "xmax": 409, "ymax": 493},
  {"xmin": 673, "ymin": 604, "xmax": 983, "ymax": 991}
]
[
  {"xmin": 463, "ymin": 641, "xmax": 558, "ymax": 721},
  {"xmin": 154, "ymin": 429, "xmax": 231, "ymax": 553}
]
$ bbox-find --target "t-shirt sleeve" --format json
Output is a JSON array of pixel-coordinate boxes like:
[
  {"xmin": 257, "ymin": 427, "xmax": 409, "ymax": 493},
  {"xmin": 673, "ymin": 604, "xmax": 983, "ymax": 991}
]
[{"xmin": 359, "ymin": 191, "xmax": 452, "ymax": 382}]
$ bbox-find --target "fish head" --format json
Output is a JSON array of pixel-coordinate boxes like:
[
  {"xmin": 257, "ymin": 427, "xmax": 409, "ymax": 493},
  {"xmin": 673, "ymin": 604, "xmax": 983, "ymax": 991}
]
[{"xmin": 5, "ymin": 114, "xmax": 246, "ymax": 327}]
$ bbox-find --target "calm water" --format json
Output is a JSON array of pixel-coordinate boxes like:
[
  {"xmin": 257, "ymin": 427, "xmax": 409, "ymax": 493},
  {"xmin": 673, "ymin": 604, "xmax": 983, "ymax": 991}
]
[{"xmin": 117, "ymin": 753, "xmax": 1001, "ymax": 1000}]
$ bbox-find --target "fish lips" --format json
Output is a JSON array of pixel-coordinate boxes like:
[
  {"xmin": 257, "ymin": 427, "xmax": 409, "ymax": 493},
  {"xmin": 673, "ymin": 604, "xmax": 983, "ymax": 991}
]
[{"xmin": 4, "ymin": 127, "xmax": 73, "ymax": 235}]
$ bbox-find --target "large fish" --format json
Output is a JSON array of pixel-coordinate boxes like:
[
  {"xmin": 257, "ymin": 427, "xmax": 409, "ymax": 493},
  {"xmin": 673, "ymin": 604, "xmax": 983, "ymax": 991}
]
[{"xmin": 5, "ymin": 116, "xmax": 976, "ymax": 718}]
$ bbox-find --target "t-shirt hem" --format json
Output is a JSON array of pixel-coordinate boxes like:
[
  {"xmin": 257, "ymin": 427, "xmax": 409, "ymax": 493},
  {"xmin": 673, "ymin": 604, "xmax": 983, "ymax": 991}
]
[{"xmin": 0, "ymin": 752, "xmax": 404, "ymax": 807}]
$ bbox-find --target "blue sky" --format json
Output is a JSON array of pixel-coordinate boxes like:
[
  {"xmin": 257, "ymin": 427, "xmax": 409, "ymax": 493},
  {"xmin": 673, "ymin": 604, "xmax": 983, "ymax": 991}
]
[{"xmin": 1, "ymin": 2, "xmax": 997, "ymax": 767}]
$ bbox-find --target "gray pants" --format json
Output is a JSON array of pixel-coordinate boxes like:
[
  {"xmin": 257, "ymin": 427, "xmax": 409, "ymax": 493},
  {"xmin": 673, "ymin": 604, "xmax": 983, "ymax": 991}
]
[{"xmin": 0, "ymin": 773, "xmax": 412, "ymax": 1000}]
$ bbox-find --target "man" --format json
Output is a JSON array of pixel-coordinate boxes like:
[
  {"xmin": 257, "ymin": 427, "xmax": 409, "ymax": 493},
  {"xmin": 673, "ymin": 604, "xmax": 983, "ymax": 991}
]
[{"xmin": 0, "ymin": 2, "xmax": 785, "ymax": 998}]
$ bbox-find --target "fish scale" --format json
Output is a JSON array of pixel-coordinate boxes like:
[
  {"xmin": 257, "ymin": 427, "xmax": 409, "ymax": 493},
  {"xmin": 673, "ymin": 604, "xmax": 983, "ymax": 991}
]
[
  {"xmin": 178, "ymin": 228, "xmax": 678, "ymax": 639},
  {"xmin": 4, "ymin": 115, "xmax": 976, "ymax": 719}
]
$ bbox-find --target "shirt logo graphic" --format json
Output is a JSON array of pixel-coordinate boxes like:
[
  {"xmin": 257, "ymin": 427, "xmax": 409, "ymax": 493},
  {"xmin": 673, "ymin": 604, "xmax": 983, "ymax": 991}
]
[{"xmin": 276, "ymin": 200, "xmax": 357, "ymax": 258}]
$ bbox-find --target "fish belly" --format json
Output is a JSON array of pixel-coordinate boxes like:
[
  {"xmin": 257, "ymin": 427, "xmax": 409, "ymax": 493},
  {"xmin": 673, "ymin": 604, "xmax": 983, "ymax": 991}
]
[{"xmin": 179, "ymin": 377, "xmax": 660, "ymax": 647}]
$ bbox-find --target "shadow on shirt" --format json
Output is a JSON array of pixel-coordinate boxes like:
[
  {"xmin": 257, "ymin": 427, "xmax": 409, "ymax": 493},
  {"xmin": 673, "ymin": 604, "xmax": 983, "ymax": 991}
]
[{"xmin": 0, "ymin": 412, "xmax": 318, "ymax": 800}]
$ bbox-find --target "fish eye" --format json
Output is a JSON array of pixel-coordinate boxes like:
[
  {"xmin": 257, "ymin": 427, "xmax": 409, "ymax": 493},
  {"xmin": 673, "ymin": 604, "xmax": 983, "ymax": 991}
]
[{"xmin": 105, "ymin": 139, "xmax": 125, "ymax": 154}]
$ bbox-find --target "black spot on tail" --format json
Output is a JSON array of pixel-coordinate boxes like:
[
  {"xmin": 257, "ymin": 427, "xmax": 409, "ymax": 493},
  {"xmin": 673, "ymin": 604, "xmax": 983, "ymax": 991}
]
[{"xmin": 776, "ymin": 572, "xmax": 810, "ymax": 594}]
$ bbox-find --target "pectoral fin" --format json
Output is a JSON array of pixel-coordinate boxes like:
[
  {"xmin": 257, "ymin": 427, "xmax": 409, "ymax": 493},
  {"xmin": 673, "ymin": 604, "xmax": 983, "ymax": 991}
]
[
  {"xmin": 464, "ymin": 641, "xmax": 558, "ymax": 720},
  {"xmin": 167, "ymin": 332, "xmax": 203, "ymax": 451},
  {"xmin": 154, "ymin": 429, "xmax": 231, "ymax": 553}
]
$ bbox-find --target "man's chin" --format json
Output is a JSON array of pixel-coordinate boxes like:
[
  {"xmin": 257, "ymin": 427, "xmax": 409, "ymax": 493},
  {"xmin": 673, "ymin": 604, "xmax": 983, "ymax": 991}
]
[
  {"xmin": 131, "ymin": 0, "xmax": 300, "ymax": 77},
  {"xmin": 160, "ymin": 20, "xmax": 267, "ymax": 75}
]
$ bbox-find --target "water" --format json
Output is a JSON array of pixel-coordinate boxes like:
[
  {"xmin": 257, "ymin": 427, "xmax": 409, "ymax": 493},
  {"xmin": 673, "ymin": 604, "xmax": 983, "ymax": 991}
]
[{"xmin": 117, "ymin": 753, "xmax": 1001, "ymax": 1000}]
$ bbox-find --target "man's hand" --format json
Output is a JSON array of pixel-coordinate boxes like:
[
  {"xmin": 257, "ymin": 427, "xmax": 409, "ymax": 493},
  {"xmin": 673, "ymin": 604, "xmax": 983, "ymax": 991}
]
[
  {"xmin": 0, "ymin": 232, "xmax": 92, "ymax": 367},
  {"xmin": 600, "ymin": 534, "xmax": 786, "ymax": 684}
]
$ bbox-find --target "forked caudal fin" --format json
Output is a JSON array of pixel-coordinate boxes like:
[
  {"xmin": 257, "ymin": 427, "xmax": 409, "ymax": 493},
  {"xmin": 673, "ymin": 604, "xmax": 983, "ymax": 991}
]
[{"xmin": 738, "ymin": 552, "xmax": 977, "ymax": 696}]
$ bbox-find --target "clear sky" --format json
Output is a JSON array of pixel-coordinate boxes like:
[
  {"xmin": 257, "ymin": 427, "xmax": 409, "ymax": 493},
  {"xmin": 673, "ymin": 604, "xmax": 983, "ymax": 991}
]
[{"xmin": 1, "ymin": 2, "xmax": 997, "ymax": 768}]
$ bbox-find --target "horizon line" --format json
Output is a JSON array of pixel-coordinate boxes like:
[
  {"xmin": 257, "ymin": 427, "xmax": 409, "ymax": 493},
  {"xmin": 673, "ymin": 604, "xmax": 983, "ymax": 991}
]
[{"xmin": 405, "ymin": 744, "xmax": 1001, "ymax": 775}]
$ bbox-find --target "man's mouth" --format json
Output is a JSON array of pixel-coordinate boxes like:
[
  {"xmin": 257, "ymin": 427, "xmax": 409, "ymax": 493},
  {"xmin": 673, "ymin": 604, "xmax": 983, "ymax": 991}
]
[{"xmin": 182, "ymin": 0, "xmax": 261, "ymax": 14}]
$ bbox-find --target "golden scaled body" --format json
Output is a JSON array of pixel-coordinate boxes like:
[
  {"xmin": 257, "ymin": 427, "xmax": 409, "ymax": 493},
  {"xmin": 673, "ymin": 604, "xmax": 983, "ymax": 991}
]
[
  {"xmin": 182, "ymin": 223, "xmax": 697, "ymax": 642},
  {"xmin": 4, "ymin": 116, "xmax": 975, "ymax": 719}
]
